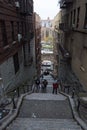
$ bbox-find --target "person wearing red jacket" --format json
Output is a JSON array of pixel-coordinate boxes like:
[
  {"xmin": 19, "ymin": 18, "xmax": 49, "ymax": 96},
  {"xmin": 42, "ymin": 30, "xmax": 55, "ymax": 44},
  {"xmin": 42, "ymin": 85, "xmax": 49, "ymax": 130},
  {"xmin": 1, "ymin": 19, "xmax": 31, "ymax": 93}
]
[{"xmin": 52, "ymin": 80, "xmax": 58, "ymax": 94}]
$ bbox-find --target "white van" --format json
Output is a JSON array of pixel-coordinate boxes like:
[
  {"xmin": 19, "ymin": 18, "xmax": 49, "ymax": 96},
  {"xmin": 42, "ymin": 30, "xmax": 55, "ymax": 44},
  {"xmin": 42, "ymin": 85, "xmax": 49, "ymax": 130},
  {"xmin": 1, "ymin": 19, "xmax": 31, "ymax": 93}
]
[{"xmin": 41, "ymin": 60, "xmax": 53, "ymax": 72}]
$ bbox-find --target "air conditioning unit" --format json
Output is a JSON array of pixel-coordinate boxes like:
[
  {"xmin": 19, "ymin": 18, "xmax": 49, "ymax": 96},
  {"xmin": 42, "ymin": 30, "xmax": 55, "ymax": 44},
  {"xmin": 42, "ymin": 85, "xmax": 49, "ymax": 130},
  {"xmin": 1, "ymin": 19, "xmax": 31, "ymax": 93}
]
[
  {"xmin": 18, "ymin": 34, "xmax": 22, "ymax": 42},
  {"xmin": 15, "ymin": 1, "xmax": 20, "ymax": 8}
]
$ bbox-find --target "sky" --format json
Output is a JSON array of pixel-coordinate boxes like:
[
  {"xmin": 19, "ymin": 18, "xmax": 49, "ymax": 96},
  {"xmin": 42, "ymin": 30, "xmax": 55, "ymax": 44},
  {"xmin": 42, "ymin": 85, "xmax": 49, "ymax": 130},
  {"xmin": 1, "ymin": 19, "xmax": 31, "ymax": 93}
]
[{"xmin": 33, "ymin": 0, "xmax": 60, "ymax": 20}]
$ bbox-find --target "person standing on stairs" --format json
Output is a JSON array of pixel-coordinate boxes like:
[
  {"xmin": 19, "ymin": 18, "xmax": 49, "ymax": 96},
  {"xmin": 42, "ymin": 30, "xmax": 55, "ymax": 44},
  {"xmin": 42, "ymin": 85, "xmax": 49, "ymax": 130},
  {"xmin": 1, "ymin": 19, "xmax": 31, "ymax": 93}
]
[{"xmin": 52, "ymin": 79, "xmax": 58, "ymax": 94}]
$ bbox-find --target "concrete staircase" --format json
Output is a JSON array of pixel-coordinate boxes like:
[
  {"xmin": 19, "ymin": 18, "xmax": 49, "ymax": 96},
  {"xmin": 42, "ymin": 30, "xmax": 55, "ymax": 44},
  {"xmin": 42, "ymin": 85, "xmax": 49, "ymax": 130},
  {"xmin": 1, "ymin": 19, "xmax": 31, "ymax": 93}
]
[
  {"xmin": 6, "ymin": 118, "xmax": 82, "ymax": 130},
  {"xmin": 5, "ymin": 75, "xmax": 83, "ymax": 130}
]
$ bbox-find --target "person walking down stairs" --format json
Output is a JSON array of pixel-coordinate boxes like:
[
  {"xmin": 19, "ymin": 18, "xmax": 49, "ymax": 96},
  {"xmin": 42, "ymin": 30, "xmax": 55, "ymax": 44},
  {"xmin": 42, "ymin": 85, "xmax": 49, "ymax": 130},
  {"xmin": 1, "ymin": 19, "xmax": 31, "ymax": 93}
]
[
  {"xmin": 43, "ymin": 79, "xmax": 48, "ymax": 88},
  {"xmin": 41, "ymin": 79, "xmax": 48, "ymax": 93},
  {"xmin": 32, "ymin": 78, "xmax": 40, "ymax": 92}
]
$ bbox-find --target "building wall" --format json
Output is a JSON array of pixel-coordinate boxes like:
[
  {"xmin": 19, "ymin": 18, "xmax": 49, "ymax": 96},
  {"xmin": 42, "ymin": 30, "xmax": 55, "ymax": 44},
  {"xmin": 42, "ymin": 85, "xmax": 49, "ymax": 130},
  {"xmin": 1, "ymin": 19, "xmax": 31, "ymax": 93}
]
[
  {"xmin": 59, "ymin": 0, "xmax": 87, "ymax": 91},
  {"xmin": 67, "ymin": 0, "xmax": 87, "ymax": 91},
  {"xmin": 53, "ymin": 12, "xmax": 62, "ymax": 77},
  {"xmin": 0, "ymin": 45, "xmax": 35, "ymax": 92},
  {"xmin": 0, "ymin": 1, "xmax": 25, "ymax": 63},
  {"xmin": 34, "ymin": 13, "xmax": 41, "ymax": 76},
  {"xmin": 70, "ymin": 31, "xmax": 87, "ymax": 91},
  {"xmin": 0, "ymin": 47, "xmax": 23, "ymax": 91},
  {"xmin": 0, "ymin": 0, "xmax": 36, "ymax": 95}
]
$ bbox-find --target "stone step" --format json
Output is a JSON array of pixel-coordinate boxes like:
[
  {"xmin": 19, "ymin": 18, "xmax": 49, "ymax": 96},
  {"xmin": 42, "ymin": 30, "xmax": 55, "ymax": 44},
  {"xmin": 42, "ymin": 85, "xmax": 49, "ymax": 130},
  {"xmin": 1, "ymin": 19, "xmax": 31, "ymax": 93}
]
[
  {"xmin": 13, "ymin": 118, "xmax": 77, "ymax": 124},
  {"xmin": 6, "ymin": 118, "xmax": 82, "ymax": 130}
]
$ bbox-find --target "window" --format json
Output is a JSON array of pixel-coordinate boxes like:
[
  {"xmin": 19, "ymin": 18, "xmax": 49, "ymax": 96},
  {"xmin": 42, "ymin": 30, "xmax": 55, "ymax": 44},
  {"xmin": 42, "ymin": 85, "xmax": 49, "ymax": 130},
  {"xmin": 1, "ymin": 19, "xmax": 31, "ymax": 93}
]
[
  {"xmin": 84, "ymin": 4, "xmax": 87, "ymax": 29},
  {"xmin": 8, "ymin": 0, "xmax": 11, "ymax": 3},
  {"xmin": 73, "ymin": 9, "xmax": 76, "ymax": 25},
  {"xmin": 8, "ymin": 0, "xmax": 12, "ymax": 4},
  {"xmin": 17, "ymin": 22, "xmax": 19, "ymax": 34},
  {"xmin": 70, "ymin": 11, "xmax": 72, "ymax": 26},
  {"xmin": 8, "ymin": 0, "xmax": 14, "ymax": 5},
  {"xmin": 46, "ymin": 30, "xmax": 49, "ymax": 37},
  {"xmin": 21, "ymin": 22, "xmax": 24, "ymax": 35},
  {"xmin": 28, "ymin": 43, "xmax": 30, "ymax": 53},
  {"xmin": 13, "ymin": 53, "xmax": 19, "ymax": 74},
  {"xmin": 76, "ymin": 7, "xmax": 80, "ymax": 28},
  {"xmin": 44, "ymin": 23, "xmax": 46, "ymax": 27},
  {"xmin": 11, "ymin": 21, "xmax": 15, "ymax": 41},
  {"xmin": 0, "ymin": 20, "xmax": 8, "ymax": 46}
]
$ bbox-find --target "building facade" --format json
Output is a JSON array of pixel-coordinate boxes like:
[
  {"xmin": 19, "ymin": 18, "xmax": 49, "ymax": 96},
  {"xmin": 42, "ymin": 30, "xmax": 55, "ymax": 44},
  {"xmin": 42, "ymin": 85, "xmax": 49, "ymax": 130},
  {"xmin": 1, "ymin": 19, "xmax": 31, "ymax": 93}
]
[
  {"xmin": 58, "ymin": 0, "xmax": 87, "ymax": 91},
  {"xmin": 53, "ymin": 12, "xmax": 62, "ymax": 77},
  {"xmin": 34, "ymin": 13, "xmax": 41, "ymax": 76},
  {"xmin": 41, "ymin": 18, "xmax": 53, "ymax": 43},
  {"xmin": 0, "ymin": 0, "xmax": 35, "ymax": 96}
]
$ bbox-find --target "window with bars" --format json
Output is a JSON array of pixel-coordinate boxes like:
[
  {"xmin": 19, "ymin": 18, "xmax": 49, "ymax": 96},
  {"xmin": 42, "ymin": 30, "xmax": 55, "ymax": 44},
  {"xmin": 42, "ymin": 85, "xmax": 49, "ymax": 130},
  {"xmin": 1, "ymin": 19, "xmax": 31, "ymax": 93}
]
[
  {"xmin": 13, "ymin": 53, "xmax": 19, "ymax": 74},
  {"xmin": 84, "ymin": 3, "xmax": 87, "ymax": 29},
  {"xmin": 0, "ymin": 20, "xmax": 8, "ymax": 46}
]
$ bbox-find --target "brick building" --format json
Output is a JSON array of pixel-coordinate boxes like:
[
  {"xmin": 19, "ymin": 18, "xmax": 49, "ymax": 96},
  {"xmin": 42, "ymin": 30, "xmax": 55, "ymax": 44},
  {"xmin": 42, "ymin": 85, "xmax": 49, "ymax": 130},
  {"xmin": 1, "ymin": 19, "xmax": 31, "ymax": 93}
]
[
  {"xmin": 34, "ymin": 13, "xmax": 41, "ymax": 76},
  {"xmin": 53, "ymin": 12, "xmax": 62, "ymax": 77},
  {"xmin": 58, "ymin": 0, "xmax": 87, "ymax": 91},
  {"xmin": 0, "ymin": 0, "xmax": 35, "ymax": 96}
]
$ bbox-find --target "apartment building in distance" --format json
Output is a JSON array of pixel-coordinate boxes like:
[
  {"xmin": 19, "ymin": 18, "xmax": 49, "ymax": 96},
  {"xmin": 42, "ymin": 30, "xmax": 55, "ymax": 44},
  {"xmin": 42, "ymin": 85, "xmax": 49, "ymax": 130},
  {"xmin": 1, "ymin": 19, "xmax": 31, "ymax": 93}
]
[
  {"xmin": 0, "ymin": 0, "xmax": 35, "ymax": 96},
  {"xmin": 34, "ymin": 13, "xmax": 41, "ymax": 76},
  {"xmin": 58, "ymin": 0, "xmax": 87, "ymax": 91},
  {"xmin": 41, "ymin": 17, "xmax": 53, "ymax": 42}
]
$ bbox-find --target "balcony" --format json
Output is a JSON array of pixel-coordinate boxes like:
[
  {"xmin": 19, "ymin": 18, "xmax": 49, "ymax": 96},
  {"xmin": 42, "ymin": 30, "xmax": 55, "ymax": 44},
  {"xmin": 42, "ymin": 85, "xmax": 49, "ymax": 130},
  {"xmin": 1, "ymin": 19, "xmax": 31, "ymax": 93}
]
[{"xmin": 60, "ymin": 0, "xmax": 73, "ymax": 8}]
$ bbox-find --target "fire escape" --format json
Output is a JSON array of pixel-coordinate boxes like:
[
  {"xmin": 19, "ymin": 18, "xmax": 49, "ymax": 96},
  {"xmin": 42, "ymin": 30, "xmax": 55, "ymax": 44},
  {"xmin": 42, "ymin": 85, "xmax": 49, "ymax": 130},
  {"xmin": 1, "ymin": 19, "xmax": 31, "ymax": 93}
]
[
  {"xmin": 60, "ymin": 0, "xmax": 73, "ymax": 9},
  {"xmin": 58, "ymin": 0, "xmax": 73, "ymax": 83}
]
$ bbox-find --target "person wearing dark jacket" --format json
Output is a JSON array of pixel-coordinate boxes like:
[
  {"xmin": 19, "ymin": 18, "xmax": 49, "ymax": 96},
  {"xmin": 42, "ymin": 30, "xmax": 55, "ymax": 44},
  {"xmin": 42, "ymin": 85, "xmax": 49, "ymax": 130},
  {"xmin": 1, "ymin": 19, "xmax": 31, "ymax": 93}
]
[
  {"xmin": 35, "ymin": 78, "xmax": 40, "ymax": 92},
  {"xmin": 43, "ymin": 79, "xmax": 48, "ymax": 88}
]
